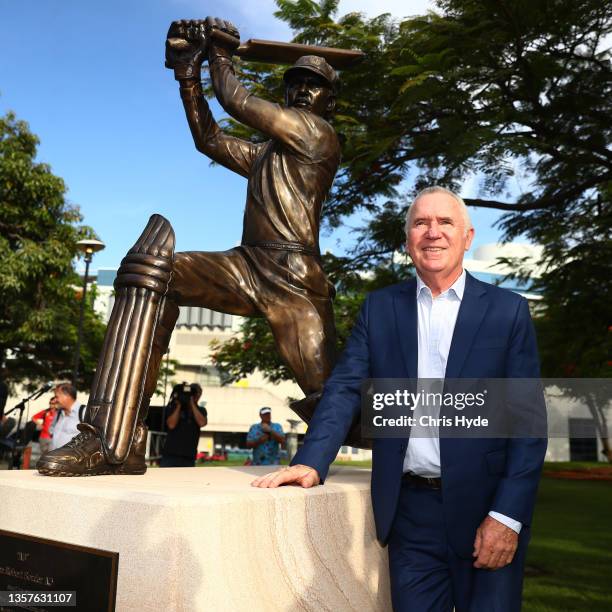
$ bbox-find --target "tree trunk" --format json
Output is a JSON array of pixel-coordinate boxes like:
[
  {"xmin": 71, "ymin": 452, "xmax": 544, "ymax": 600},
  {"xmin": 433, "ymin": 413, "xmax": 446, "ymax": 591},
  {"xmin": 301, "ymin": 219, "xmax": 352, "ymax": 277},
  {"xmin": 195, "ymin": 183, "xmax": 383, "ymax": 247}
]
[
  {"xmin": 585, "ymin": 393, "xmax": 611, "ymax": 463},
  {"xmin": 600, "ymin": 436, "xmax": 612, "ymax": 463}
]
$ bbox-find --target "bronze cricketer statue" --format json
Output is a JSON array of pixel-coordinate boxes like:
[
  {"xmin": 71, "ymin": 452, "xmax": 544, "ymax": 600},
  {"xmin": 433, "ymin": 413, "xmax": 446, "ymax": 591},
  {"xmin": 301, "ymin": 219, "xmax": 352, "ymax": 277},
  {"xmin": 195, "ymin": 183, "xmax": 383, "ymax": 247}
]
[{"xmin": 37, "ymin": 17, "xmax": 365, "ymax": 477}]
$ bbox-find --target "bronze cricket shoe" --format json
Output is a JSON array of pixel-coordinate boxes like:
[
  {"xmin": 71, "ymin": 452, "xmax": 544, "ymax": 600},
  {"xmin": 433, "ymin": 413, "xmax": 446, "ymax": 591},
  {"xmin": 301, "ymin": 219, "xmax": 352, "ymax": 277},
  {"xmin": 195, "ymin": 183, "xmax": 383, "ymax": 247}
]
[{"xmin": 36, "ymin": 422, "xmax": 148, "ymax": 476}]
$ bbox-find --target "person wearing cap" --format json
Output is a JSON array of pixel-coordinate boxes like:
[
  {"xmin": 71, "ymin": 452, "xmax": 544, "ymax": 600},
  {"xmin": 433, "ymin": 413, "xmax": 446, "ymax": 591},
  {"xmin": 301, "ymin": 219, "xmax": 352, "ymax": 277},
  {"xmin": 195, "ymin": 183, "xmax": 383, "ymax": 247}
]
[
  {"xmin": 246, "ymin": 408, "xmax": 285, "ymax": 466},
  {"xmin": 37, "ymin": 16, "xmax": 341, "ymax": 478},
  {"xmin": 163, "ymin": 16, "xmax": 340, "ymax": 407}
]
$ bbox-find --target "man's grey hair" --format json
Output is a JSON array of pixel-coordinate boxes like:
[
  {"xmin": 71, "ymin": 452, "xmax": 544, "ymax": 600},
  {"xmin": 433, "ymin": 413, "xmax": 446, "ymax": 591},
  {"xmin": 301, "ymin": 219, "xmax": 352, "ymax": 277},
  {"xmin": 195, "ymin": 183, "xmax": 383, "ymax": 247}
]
[
  {"xmin": 55, "ymin": 382, "xmax": 77, "ymax": 400},
  {"xmin": 404, "ymin": 186, "xmax": 473, "ymax": 236}
]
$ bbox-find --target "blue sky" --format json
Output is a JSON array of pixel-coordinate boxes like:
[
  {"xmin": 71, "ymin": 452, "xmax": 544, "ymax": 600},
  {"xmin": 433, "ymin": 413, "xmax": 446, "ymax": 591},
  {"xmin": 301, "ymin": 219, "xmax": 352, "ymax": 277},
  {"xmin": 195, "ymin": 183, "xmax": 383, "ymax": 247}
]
[{"xmin": 1, "ymin": 0, "xmax": 505, "ymax": 272}]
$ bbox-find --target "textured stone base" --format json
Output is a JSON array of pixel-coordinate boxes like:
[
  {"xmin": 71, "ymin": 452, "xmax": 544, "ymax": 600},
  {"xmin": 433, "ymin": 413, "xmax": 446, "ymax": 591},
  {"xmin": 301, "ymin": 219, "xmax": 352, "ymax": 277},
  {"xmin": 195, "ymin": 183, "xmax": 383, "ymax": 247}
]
[{"xmin": 0, "ymin": 466, "xmax": 391, "ymax": 611}]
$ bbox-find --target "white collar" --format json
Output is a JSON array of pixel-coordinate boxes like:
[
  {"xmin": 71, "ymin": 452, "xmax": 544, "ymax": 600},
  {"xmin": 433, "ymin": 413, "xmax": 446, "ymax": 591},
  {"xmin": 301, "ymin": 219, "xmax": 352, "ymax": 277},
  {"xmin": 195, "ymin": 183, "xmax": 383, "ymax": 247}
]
[{"xmin": 416, "ymin": 269, "xmax": 466, "ymax": 301}]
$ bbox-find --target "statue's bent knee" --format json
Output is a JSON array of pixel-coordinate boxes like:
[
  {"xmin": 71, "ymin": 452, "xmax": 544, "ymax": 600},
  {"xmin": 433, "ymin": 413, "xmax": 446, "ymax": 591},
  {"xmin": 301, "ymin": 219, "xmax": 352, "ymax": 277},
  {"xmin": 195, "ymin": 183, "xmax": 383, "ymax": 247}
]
[{"xmin": 86, "ymin": 214, "xmax": 176, "ymax": 463}]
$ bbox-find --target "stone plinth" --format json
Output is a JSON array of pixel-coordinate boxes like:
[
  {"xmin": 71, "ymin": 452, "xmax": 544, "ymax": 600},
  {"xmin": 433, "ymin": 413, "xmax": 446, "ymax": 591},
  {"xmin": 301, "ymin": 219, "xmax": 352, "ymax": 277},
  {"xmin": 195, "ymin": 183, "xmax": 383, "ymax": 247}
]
[{"xmin": 0, "ymin": 467, "xmax": 391, "ymax": 611}]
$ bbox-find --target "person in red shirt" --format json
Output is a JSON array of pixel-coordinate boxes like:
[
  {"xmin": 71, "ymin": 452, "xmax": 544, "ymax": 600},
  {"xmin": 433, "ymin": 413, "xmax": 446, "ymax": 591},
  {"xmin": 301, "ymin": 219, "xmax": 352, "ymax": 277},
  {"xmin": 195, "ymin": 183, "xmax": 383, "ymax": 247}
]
[{"xmin": 31, "ymin": 397, "xmax": 58, "ymax": 456}]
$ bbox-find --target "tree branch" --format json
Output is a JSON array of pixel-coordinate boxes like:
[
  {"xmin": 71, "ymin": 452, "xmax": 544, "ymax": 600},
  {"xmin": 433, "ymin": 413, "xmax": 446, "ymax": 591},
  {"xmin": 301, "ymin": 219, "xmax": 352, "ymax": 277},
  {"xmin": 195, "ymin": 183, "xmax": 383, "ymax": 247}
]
[{"xmin": 463, "ymin": 198, "xmax": 549, "ymax": 211}]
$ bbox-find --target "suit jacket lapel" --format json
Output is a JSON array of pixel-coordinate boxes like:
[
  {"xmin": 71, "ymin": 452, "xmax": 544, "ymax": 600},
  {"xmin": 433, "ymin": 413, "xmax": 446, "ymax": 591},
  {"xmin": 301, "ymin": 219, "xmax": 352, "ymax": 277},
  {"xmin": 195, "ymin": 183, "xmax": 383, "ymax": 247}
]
[
  {"xmin": 445, "ymin": 272, "xmax": 489, "ymax": 378},
  {"xmin": 393, "ymin": 279, "xmax": 418, "ymax": 378}
]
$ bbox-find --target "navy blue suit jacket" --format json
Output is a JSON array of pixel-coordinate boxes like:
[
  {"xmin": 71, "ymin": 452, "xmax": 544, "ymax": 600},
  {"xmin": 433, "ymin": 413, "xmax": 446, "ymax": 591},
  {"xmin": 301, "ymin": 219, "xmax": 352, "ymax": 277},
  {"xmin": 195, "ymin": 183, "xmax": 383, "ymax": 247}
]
[{"xmin": 292, "ymin": 272, "xmax": 547, "ymax": 557}]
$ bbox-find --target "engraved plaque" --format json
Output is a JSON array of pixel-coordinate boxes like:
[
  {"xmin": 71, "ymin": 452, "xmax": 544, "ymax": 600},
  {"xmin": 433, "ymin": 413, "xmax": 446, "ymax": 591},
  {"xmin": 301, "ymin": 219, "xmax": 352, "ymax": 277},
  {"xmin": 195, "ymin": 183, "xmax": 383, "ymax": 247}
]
[{"xmin": 0, "ymin": 530, "xmax": 118, "ymax": 611}]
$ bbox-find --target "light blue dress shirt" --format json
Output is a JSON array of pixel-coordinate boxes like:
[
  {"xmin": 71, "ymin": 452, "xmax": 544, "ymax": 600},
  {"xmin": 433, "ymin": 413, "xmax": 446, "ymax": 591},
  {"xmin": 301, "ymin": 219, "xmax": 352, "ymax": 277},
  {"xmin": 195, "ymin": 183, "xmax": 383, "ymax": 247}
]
[
  {"xmin": 403, "ymin": 270, "xmax": 522, "ymax": 533},
  {"xmin": 50, "ymin": 401, "xmax": 82, "ymax": 450}
]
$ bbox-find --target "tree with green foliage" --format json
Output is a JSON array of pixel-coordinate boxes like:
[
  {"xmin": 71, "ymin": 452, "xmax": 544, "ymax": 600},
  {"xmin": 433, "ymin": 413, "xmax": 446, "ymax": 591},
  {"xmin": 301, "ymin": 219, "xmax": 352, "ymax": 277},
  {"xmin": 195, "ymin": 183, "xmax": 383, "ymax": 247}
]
[
  {"xmin": 0, "ymin": 111, "xmax": 105, "ymax": 390},
  {"xmin": 209, "ymin": 1, "xmax": 611, "ymax": 454}
]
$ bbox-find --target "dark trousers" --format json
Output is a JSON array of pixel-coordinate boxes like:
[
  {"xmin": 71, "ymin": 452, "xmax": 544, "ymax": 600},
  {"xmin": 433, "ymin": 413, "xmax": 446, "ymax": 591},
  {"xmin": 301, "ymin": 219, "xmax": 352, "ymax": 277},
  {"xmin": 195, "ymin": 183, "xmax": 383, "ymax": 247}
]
[
  {"xmin": 159, "ymin": 455, "xmax": 195, "ymax": 468},
  {"xmin": 388, "ymin": 482, "xmax": 530, "ymax": 612}
]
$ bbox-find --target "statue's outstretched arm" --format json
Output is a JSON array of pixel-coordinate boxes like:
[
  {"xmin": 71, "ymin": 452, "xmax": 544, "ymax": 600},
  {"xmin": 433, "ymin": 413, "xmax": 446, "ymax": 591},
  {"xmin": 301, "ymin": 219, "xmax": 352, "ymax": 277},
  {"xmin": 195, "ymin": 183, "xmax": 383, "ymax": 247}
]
[{"xmin": 165, "ymin": 20, "xmax": 259, "ymax": 178}]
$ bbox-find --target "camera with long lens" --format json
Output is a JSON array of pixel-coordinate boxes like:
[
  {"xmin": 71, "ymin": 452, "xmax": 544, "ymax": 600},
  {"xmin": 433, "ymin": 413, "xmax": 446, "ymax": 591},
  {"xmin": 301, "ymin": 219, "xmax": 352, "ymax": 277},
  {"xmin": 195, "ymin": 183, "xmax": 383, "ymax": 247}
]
[{"xmin": 171, "ymin": 382, "xmax": 197, "ymax": 412}]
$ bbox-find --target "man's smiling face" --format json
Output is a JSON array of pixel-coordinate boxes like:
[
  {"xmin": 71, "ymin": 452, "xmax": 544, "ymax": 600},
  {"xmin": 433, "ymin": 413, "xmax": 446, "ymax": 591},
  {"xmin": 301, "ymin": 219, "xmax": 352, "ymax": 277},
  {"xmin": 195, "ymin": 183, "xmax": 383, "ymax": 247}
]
[{"xmin": 406, "ymin": 192, "xmax": 474, "ymax": 283}]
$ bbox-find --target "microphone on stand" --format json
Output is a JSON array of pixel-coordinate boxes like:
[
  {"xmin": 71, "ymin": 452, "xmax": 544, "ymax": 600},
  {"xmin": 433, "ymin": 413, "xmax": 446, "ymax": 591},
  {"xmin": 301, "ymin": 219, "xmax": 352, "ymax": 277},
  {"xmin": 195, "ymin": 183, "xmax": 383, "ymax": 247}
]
[{"xmin": 31, "ymin": 381, "xmax": 54, "ymax": 401}]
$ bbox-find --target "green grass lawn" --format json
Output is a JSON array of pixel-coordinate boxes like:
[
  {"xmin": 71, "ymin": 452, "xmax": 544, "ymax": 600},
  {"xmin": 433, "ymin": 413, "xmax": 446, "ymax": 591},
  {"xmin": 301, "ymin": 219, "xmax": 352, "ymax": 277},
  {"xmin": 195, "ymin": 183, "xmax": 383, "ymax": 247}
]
[
  {"xmin": 332, "ymin": 459, "xmax": 374, "ymax": 468},
  {"xmin": 523, "ymin": 477, "xmax": 612, "ymax": 611}
]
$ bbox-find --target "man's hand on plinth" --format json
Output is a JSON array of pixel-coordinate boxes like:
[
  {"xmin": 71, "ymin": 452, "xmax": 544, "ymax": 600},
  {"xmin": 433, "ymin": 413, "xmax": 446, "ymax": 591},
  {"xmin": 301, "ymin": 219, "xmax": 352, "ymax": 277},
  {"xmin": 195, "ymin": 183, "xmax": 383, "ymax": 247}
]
[
  {"xmin": 165, "ymin": 19, "xmax": 208, "ymax": 79},
  {"xmin": 472, "ymin": 515, "xmax": 518, "ymax": 570},
  {"xmin": 251, "ymin": 465, "xmax": 320, "ymax": 488}
]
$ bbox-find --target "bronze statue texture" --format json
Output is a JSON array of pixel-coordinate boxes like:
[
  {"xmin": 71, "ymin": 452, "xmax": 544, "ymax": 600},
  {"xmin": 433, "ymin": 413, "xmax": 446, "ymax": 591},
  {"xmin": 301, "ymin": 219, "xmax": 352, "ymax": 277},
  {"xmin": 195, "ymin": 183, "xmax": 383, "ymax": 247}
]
[{"xmin": 37, "ymin": 17, "xmax": 363, "ymax": 477}]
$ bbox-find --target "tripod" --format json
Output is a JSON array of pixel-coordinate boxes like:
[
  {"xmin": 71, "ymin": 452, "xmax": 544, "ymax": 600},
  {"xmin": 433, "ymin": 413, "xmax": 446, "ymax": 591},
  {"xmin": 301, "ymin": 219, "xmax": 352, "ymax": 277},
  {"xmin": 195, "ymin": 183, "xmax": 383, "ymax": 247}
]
[{"xmin": 3, "ymin": 384, "xmax": 51, "ymax": 470}]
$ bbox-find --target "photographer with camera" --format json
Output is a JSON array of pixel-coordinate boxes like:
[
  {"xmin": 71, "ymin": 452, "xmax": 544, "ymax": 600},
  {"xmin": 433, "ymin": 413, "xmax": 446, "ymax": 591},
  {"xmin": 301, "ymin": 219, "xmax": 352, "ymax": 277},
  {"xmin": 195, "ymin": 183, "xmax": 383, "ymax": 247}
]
[{"xmin": 160, "ymin": 382, "xmax": 207, "ymax": 467}]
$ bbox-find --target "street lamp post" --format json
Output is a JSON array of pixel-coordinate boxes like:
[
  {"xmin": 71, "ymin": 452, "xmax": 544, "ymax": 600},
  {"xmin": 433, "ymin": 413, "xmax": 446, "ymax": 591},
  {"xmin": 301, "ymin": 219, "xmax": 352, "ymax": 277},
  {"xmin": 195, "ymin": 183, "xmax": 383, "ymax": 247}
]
[
  {"xmin": 286, "ymin": 418, "xmax": 301, "ymax": 462},
  {"xmin": 72, "ymin": 238, "xmax": 105, "ymax": 385}
]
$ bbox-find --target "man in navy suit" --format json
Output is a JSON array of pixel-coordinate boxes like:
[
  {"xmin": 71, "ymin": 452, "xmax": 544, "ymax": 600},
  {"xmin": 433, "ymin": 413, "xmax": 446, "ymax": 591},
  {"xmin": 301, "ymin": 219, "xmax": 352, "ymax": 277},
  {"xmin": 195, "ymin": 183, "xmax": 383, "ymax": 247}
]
[{"xmin": 252, "ymin": 186, "xmax": 547, "ymax": 611}]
